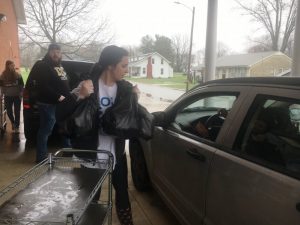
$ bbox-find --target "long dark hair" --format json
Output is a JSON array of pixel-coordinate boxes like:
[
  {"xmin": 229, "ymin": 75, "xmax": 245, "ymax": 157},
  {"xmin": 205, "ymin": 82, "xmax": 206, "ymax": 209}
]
[
  {"xmin": 1, "ymin": 60, "xmax": 18, "ymax": 83},
  {"xmin": 90, "ymin": 45, "xmax": 128, "ymax": 79}
]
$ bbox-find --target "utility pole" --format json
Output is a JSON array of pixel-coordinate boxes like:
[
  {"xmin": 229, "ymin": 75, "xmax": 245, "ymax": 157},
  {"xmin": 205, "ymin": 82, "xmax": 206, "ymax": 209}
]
[
  {"xmin": 174, "ymin": 2, "xmax": 195, "ymax": 91},
  {"xmin": 186, "ymin": 6, "xmax": 195, "ymax": 91}
]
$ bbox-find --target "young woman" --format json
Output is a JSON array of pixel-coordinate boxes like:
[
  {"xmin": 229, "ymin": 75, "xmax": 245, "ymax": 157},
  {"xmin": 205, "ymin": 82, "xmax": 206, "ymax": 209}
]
[
  {"xmin": 57, "ymin": 45, "xmax": 138, "ymax": 225},
  {"xmin": 0, "ymin": 60, "xmax": 24, "ymax": 133}
]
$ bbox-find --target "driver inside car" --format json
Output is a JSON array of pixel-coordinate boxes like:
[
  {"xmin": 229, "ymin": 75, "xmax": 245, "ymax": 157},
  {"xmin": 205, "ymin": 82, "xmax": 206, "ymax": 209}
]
[{"xmin": 193, "ymin": 108, "xmax": 228, "ymax": 141}]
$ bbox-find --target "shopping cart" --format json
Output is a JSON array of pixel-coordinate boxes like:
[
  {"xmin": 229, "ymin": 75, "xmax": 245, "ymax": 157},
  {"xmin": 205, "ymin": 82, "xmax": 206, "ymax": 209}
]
[{"xmin": 0, "ymin": 149, "xmax": 113, "ymax": 225}]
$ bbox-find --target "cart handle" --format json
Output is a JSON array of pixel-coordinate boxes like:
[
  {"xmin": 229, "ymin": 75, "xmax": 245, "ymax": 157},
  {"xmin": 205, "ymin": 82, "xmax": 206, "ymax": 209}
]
[
  {"xmin": 52, "ymin": 148, "xmax": 114, "ymax": 168},
  {"xmin": 54, "ymin": 148, "xmax": 114, "ymax": 158}
]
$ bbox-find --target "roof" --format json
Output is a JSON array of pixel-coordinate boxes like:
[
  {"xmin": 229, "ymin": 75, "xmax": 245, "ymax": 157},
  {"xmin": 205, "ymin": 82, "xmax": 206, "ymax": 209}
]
[
  {"xmin": 12, "ymin": 0, "xmax": 26, "ymax": 24},
  {"xmin": 216, "ymin": 51, "xmax": 290, "ymax": 67},
  {"xmin": 129, "ymin": 52, "xmax": 171, "ymax": 65},
  {"xmin": 203, "ymin": 77, "xmax": 300, "ymax": 87}
]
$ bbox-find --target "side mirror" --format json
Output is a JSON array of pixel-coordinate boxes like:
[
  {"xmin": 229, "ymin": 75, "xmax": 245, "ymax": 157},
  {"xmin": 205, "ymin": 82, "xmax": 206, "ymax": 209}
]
[{"xmin": 152, "ymin": 111, "xmax": 168, "ymax": 128}]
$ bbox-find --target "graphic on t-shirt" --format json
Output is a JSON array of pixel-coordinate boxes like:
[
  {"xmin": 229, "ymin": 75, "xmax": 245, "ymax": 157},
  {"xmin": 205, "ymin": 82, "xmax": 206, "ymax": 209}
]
[
  {"xmin": 54, "ymin": 66, "xmax": 67, "ymax": 80},
  {"xmin": 100, "ymin": 97, "xmax": 114, "ymax": 108}
]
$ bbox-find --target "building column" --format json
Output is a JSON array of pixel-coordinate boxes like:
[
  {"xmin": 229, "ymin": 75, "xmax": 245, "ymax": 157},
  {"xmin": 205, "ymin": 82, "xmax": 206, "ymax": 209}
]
[{"xmin": 204, "ymin": 0, "xmax": 218, "ymax": 82}]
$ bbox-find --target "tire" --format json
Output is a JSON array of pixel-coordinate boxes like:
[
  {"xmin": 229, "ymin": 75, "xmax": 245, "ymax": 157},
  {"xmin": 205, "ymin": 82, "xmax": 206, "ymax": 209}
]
[{"xmin": 129, "ymin": 138, "xmax": 151, "ymax": 192}]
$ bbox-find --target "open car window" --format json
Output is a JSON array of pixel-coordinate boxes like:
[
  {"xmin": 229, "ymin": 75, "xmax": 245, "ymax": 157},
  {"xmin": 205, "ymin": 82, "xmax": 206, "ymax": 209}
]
[{"xmin": 172, "ymin": 94, "xmax": 237, "ymax": 142}]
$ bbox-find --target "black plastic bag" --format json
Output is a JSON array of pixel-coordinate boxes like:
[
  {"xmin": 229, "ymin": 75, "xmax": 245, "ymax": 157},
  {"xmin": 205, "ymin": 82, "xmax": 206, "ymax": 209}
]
[
  {"xmin": 60, "ymin": 94, "xmax": 99, "ymax": 138},
  {"xmin": 101, "ymin": 94, "xmax": 154, "ymax": 139},
  {"xmin": 138, "ymin": 104, "xmax": 154, "ymax": 140}
]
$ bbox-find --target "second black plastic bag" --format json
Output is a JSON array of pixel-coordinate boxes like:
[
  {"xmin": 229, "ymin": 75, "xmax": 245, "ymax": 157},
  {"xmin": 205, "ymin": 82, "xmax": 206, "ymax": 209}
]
[{"xmin": 101, "ymin": 93, "xmax": 154, "ymax": 139}]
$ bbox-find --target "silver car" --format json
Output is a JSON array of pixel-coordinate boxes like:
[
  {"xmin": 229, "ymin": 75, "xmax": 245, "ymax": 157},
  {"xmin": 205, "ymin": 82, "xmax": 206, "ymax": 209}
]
[{"xmin": 129, "ymin": 77, "xmax": 300, "ymax": 225}]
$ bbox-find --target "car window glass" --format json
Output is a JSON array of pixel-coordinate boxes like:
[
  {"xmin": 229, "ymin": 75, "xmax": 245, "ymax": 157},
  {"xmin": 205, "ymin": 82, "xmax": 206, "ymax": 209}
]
[
  {"xmin": 235, "ymin": 96, "xmax": 300, "ymax": 179},
  {"xmin": 173, "ymin": 95, "xmax": 236, "ymax": 141}
]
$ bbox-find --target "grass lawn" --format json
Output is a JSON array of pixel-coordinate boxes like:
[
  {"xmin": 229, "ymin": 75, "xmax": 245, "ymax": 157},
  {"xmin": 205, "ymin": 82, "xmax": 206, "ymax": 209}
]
[
  {"xmin": 125, "ymin": 73, "xmax": 198, "ymax": 90},
  {"xmin": 19, "ymin": 69, "xmax": 198, "ymax": 91},
  {"xmin": 20, "ymin": 67, "xmax": 30, "ymax": 84}
]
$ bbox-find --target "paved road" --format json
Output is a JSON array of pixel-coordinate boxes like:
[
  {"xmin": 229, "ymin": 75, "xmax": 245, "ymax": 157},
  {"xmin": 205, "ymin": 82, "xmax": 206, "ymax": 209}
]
[{"xmin": 131, "ymin": 82, "xmax": 185, "ymax": 102}]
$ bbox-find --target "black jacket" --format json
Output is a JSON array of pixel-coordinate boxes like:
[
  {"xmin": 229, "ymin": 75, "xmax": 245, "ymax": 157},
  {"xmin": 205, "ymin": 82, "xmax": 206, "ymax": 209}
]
[
  {"xmin": 27, "ymin": 56, "xmax": 70, "ymax": 104},
  {"xmin": 56, "ymin": 77, "xmax": 134, "ymax": 163}
]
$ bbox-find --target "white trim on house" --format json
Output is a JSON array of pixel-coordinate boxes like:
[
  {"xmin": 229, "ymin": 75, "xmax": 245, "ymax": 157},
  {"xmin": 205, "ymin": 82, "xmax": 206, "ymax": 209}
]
[{"xmin": 129, "ymin": 52, "xmax": 173, "ymax": 78}]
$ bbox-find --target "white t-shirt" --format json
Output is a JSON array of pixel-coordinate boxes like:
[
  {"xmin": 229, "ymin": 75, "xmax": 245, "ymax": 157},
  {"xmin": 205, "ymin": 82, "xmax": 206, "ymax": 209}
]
[{"xmin": 97, "ymin": 78, "xmax": 118, "ymax": 168}]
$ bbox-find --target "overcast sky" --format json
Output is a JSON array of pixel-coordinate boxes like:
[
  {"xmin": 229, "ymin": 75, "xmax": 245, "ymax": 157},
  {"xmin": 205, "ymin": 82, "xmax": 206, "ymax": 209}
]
[{"xmin": 99, "ymin": 0, "xmax": 258, "ymax": 53}]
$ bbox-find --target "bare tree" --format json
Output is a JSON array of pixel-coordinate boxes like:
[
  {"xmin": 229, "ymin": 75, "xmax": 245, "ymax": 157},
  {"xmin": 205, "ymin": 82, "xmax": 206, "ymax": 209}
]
[
  {"xmin": 217, "ymin": 42, "xmax": 231, "ymax": 57},
  {"xmin": 172, "ymin": 34, "xmax": 189, "ymax": 72},
  {"xmin": 247, "ymin": 34, "xmax": 273, "ymax": 53},
  {"xmin": 20, "ymin": 41, "xmax": 41, "ymax": 69},
  {"xmin": 19, "ymin": 0, "xmax": 113, "ymax": 55},
  {"xmin": 123, "ymin": 45, "xmax": 141, "ymax": 58},
  {"xmin": 70, "ymin": 41, "xmax": 106, "ymax": 62},
  {"xmin": 236, "ymin": 0, "xmax": 297, "ymax": 53}
]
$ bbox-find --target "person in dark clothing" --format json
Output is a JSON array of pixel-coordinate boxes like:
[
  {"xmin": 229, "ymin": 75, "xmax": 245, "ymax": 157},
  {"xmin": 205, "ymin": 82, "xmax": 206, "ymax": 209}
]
[
  {"xmin": 0, "ymin": 60, "xmax": 24, "ymax": 133},
  {"xmin": 245, "ymin": 114, "xmax": 285, "ymax": 166},
  {"xmin": 56, "ymin": 45, "xmax": 138, "ymax": 225},
  {"xmin": 27, "ymin": 43, "xmax": 70, "ymax": 163}
]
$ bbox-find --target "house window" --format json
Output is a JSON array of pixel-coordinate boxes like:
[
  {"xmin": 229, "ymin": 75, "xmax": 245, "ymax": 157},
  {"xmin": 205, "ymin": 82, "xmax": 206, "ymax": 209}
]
[
  {"xmin": 161, "ymin": 58, "xmax": 164, "ymax": 64},
  {"xmin": 161, "ymin": 68, "xmax": 164, "ymax": 75},
  {"xmin": 143, "ymin": 68, "xmax": 146, "ymax": 74},
  {"xmin": 152, "ymin": 58, "xmax": 155, "ymax": 64}
]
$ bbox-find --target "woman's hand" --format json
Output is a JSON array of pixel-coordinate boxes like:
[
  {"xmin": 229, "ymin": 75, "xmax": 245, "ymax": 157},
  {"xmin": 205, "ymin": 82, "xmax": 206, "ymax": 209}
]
[
  {"xmin": 78, "ymin": 79, "xmax": 94, "ymax": 99},
  {"xmin": 133, "ymin": 84, "xmax": 141, "ymax": 99},
  {"xmin": 58, "ymin": 95, "xmax": 65, "ymax": 102}
]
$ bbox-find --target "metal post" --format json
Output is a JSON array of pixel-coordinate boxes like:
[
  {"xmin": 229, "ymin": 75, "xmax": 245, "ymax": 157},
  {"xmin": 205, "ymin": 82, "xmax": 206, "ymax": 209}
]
[
  {"xmin": 186, "ymin": 6, "xmax": 195, "ymax": 91},
  {"xmin": 174, "ymin": 2, "xmax": 195, "ymax": 91},
  {"xmin": 291, "ymin": 0, "xmax": 300, "ymax": 77},
  {"xmin": 204, "ymin": 0, "xmax": 218, "ymax": 82}
]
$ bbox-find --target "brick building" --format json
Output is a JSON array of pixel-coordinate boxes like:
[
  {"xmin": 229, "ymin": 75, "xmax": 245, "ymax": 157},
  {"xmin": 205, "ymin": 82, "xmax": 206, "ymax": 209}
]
[{"xmin": 0, "ymin": 0, "xmax": 26, "ymax": 72}]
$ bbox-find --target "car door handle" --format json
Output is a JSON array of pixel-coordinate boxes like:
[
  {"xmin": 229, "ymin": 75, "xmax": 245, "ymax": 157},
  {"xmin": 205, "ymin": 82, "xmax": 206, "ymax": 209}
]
[{"xmin": 186, "ymin": 148, "xmax": 206, "ymax": 162}]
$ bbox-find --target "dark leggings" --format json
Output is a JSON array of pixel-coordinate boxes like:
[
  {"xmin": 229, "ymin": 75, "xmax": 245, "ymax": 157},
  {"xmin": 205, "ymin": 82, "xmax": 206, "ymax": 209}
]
[
  {"xmin": 112, "ymin": 153, "xmax": 131, "ymax": 209},
  {"xmin": 4, "ymin": 96, "xmax": 21, "ymax": 128},
  {"xmin": 94, "ymin": 153, "xmax": 131, "ymax": 209}
]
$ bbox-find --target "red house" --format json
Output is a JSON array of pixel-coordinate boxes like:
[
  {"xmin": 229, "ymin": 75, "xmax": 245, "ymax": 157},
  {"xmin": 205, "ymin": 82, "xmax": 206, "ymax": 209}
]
[{"xmin": 0, "ymin": 0, "xmax": 26, "ymax": 72}]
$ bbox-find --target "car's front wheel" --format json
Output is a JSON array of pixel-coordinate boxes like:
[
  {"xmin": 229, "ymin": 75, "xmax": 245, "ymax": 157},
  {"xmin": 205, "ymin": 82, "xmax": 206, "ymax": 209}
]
[{"xmin": 129, "ymin": 138, "xmax": 151, "ymax": 192}]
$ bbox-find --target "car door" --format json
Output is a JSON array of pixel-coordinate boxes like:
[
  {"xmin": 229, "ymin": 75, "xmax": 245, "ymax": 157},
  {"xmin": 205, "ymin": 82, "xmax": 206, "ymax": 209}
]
[
  {"xmin": 149, "ymin": 85, "xmax": 250, "ymax": 225},
  {"xmin": 205, "ymin": 87, "xmax": 300, "ymax": 225}
]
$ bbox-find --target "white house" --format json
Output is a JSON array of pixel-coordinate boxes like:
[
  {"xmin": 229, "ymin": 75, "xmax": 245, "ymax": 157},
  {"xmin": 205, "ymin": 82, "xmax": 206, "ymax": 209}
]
[{"xmin": 128, "ymin": 52, "xmax": 173, "ymax": 78}]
